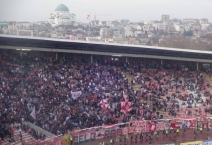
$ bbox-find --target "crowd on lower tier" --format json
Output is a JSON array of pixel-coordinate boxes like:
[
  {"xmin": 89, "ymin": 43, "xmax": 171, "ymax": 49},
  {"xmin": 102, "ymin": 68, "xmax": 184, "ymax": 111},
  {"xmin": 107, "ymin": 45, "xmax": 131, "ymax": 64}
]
[{"xmin": 0, "ymin": 51, "xmax": 212, "ymax": 140}]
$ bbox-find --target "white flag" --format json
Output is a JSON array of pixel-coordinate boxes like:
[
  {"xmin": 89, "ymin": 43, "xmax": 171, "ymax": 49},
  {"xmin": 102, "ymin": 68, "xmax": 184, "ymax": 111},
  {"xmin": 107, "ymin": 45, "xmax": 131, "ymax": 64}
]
[
  {"xmin": 71, "ymin": 91, "xmax": 82, "ymax": 99},
  {"xmin": 123, "ymin": 90, "xmax": 128, "ymax": 100},
  {"xmin": 30, "ymin": 106, "xmax": 36, "ymax": 120}
]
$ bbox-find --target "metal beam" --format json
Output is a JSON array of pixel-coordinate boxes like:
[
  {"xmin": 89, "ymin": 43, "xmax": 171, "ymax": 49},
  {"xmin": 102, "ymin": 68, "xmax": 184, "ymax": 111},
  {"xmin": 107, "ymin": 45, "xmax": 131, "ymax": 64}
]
[{"xmin": 1, "ymin": 45, "xmax": 212, "ymax": 63}]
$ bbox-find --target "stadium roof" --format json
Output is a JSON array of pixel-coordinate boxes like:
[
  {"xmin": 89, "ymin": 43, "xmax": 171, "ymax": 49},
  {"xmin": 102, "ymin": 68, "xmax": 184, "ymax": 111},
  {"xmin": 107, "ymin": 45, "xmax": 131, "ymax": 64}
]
[{"xmin": 0, "ymin": 34, "xmax": 212, "ymax": 63}]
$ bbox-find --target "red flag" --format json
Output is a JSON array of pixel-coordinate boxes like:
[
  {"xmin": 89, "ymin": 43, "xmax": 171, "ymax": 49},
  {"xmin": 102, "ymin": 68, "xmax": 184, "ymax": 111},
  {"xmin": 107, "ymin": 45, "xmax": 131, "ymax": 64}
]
[
  {"xmin": 87, "ymin": 14, "xmax": 90, "ymax": 20},
  {"xmin": 121, "ymin": 101, "xmax": 132, "ymax": 114},
  {"xmin": 100, "ymin": 99, "xmax": 109, "ymax": 111},
  {"xmin": 170, "ymin": 122, "xmax": 177, "ymax": 129},
  {"xmin": 149, "ymin": 123, "xmax": 156, "ymax": 132}
]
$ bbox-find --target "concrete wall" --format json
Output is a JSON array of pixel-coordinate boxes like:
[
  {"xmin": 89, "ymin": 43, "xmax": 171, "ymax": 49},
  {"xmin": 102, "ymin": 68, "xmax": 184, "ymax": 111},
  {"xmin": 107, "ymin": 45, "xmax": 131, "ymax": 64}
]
[{"xmin": 23, "ymin": 122, "xmax": 56, "ymax": 138}]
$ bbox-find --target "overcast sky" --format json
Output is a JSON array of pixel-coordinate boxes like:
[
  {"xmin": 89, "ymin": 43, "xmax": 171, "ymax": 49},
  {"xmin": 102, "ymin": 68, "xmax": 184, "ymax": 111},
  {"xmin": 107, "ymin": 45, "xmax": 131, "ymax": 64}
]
[{"xmin": 0, "ymin": 0, "xmax": 211, "ymax": 23}]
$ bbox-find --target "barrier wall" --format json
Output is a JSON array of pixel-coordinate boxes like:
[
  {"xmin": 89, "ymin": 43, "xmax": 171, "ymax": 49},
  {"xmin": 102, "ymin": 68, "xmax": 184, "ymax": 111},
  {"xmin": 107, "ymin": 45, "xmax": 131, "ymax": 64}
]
[
  {"xmin": 71, "ymin": 117, "xmax": 212, "ymax": 144},
  {"xmin": 22, "ymin": 136, "xmax": 62, "ymax": 145},
  {"xmin": 22, "ymin": 116, "xmax": 212, "ymax": 145}
]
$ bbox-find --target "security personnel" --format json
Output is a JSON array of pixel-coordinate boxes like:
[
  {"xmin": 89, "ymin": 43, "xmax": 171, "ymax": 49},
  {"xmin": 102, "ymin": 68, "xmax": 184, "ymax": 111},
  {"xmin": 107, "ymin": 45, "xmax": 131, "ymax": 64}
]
[
  {"xmin": 130, "ymin": 135, "xmax": 133, "ymax": 143},
  {"xmin": 169, "ymin": 129, "xmax": 172, "ymax": 138},
  {"xmin": 165, "ymin": 129, "xmax": 169, "ymax": 138},
  {"xmin": 207, "ymin": 127, "xmax": 210, "ymax": 135},
  {"xmin": 119, "ymin": 137, "xmax": 122, "ymax": 145},
  {"xmin": 176, "ymin": 128, "xmax": 179, "ymax": 135},
  {"xmin": 199, "ymin": 127, "xmax": 203, "ymax": 133},
  {"xmin": 145, "ymin": 133, "xmax": 148, "ymax": 141},
  {"xmin": 154, "ymin": 130, "xmax": 158, "ymax": 139},
  {"xmin": 102, "ymin": 141, "xmax": 105, "ymax": 145},
  {"xmin": 182, "ymin": 127, "xmax": 185, "ymax": 137},
  {"xmin": 140, "ymin": 132, "xmax": 143, "ymax": 142},
  {"xmin": 163, "ymin": 130, "xmax": 166, "ymax": 139},
  {"xmin": 70, "ymin": 136, "xmax": 73, "ymax": 145},
  {"xmin": 135, "ymin": 133, "xmax": 137, "ymax": 143},
  {"xmin": 116, "ymin": 136, "xmax": 119, "ymax": 143},
  {"xmin": 124, "ymin": 135, "xmax": 128, "ymax": 145},
  {"xmin": 148, "ymin": 133, "xmax": 153, "ymax": 144},
  {"xmin": 126, "ymin": 134, "xmax": 129, "ymax": 141},
  {"xmin": 194, "ymin": 129, "xmax": 197, "ymax": 139},
  {"xmin": 110, "ymin": 139, "xmax": 113, "ymax": 145}
]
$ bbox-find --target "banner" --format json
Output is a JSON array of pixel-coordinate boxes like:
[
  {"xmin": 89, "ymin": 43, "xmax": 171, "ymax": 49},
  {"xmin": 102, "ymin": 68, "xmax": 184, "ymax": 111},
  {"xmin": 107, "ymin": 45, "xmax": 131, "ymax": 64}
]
[
  {"xmin": 180, "ymin": 141, "xmax": 203, "ymax": 145},
  {"xmin": 71, "ymin": 91, "xmax": 82, "ymax": 100},
  {"xmin": 157, "ymin": 143, "xmax": 175, "ymax": 145},
  {"xmin": 71, "ymin": 118, "xmax": 210, "ymax": 144},
  {"xmin": 203, "ymin": 140, "xmax": 212, "ymax": 145}
]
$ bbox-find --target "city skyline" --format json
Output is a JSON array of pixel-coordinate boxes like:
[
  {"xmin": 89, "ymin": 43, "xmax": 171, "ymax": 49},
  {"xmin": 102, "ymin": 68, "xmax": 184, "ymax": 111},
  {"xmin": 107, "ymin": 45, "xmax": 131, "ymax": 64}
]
[{"xmin": 0, "ymin": 0, "xmax": 212, "ymax": 23}]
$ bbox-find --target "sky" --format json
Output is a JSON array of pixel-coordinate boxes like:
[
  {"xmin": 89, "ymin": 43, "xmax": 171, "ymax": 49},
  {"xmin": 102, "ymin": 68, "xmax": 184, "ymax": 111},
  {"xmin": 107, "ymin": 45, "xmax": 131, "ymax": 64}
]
[{"xmin": 0, "ymin": 0, "xmax": 212, "ymax": 23}]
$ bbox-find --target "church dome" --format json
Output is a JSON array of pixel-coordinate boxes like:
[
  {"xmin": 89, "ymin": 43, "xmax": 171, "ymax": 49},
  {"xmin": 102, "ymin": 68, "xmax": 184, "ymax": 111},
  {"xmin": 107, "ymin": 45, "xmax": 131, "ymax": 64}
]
[{"xmin": 55, "ymin": 4, "xmax": 69, "ymax": 11}]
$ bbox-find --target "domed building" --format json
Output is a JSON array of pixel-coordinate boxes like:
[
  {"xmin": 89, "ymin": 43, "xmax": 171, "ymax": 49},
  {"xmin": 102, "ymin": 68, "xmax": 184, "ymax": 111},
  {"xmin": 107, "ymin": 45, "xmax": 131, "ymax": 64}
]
[{"xmin": 49, "ymin": 4, "xmax": 76, "ymax": 27}]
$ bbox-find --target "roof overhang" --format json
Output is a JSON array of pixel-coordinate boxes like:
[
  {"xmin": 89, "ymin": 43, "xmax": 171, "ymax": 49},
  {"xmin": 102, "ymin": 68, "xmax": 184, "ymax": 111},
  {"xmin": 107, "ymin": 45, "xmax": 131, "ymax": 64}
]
[{"xmin": 0, "ymin": 34, "xmax": 212, "ymax": 63}]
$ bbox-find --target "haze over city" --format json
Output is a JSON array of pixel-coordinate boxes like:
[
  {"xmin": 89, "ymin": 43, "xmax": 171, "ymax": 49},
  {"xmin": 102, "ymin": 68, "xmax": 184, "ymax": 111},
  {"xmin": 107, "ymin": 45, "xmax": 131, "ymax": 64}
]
[{"xmin": 0, "ymin": 0, "xmax": 212, "ymax": 22}]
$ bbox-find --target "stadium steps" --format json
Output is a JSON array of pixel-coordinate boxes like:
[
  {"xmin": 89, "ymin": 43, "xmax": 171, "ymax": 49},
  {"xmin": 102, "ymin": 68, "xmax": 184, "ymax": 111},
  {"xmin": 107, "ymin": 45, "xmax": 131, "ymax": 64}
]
[
  {"xmin": 0, "ymin": 130, "xmax": 38, "ymax": 145},
  {"xmin": 205, "ymin": 74, "xmax": 212, "ymax": 85}
]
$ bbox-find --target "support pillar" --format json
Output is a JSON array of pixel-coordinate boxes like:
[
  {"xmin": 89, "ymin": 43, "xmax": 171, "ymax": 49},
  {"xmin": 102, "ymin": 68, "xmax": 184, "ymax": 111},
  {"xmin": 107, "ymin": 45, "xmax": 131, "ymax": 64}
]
[
  {"xmin": 197, "ymin": 62, "xmax": 199, "ymax": 71},
  {"xmin": 161, "ymin": 60, "xmax": 163, "ymax": 65},
  {"xmin": 91, "ymin": 55, "xmax": 93, "ymax": 63},
  {"xmin": 126, "ymin": 57, "xmax": 128, "ymax": 63},
  {"xmin": 56, "ymin": 52, "xmax": 58, "ymax": 60}
]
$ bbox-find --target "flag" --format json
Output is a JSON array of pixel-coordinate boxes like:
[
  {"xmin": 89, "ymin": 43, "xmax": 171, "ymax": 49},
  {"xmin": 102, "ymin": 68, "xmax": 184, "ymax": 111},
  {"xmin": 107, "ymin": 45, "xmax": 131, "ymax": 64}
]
[
  {"xmin": 186, "ymin": 120, "xmax": 196, "ymax": 128},
  {"xmin": 149, "ymin": 123, "xmax": 156, "ymax": 132},
  {"xmin": 121, "ymin": 101, "xmax": 132, "ymax": 114},
  {"xmin": 71, "ymin": 91, "xmax": 82, "ymax": 100},
  {"xmin": 99, "ymin": 99, "xmax": 109, "ymax": 111},
  {"xmin": 170, "ymin": 122, "xmax": 177, "ymax": 129},
  {"xmin": 30, "ymin": 106, "xmax": 36, "ymax": 120},
  {"xmin": 87, "ymin": 14, "xmax": 90, "ymax": 20},
  {"xmin": 123, "ymin": 90, "xmax": 128, "ymax": 100}
]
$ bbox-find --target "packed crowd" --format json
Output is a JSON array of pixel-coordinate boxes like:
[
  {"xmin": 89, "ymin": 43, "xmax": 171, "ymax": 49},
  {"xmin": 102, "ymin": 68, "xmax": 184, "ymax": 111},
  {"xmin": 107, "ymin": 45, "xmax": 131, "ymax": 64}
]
[{"xmin": 0, "ymin": 50, "xmax": 212, "ymax": 141}]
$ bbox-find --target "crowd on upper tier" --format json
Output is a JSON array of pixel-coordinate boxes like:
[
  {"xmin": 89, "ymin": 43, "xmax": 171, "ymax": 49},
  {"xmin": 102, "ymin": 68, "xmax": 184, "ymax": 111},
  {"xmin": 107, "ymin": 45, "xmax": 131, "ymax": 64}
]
[{"xmin": 0, "ymin": 51, "xmax": 212, "ymax": 140}]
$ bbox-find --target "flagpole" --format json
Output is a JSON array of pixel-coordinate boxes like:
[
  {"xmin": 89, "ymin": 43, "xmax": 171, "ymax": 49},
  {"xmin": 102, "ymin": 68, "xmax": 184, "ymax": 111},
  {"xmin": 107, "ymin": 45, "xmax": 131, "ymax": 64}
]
[{"xmin": 89, "ymin": 12, "xmax": 90, "ymax": 41}]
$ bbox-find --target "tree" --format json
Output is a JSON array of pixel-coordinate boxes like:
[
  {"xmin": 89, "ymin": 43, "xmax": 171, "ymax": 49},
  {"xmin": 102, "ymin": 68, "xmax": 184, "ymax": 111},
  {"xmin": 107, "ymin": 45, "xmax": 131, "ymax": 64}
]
[{"xmin": 184, "ymin": 30, "xmax": 193, "ymax": 37}]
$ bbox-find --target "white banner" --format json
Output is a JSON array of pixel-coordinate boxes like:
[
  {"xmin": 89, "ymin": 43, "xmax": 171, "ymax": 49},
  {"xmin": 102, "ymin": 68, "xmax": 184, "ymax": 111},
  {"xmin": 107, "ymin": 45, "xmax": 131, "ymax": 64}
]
[
  {"xmin": 30, "ymin": 106, "xmax": 36, "ymax": 120},
  {"xmin": 71, "ymin": 91, "xmax": 82, "ymax": 100}
]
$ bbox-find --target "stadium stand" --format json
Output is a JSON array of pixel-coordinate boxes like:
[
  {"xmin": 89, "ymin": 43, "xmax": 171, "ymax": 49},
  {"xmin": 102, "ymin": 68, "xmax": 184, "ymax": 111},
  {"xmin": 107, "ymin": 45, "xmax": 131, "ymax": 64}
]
[{"xmin": 1, "ymin": 35, "xmax": 212, "ymax": 145}]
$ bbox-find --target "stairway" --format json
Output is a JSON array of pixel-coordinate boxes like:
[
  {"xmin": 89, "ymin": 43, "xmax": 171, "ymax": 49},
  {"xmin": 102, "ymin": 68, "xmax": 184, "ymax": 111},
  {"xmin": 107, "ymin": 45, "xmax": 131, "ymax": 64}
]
[{"xmin": 0, "ymin": 130, "xmax": 38, "ymax": 145}]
